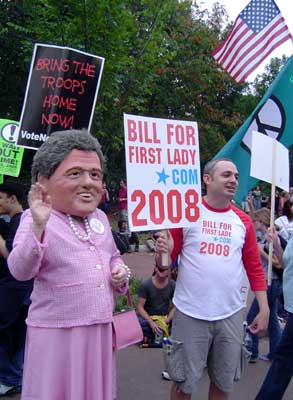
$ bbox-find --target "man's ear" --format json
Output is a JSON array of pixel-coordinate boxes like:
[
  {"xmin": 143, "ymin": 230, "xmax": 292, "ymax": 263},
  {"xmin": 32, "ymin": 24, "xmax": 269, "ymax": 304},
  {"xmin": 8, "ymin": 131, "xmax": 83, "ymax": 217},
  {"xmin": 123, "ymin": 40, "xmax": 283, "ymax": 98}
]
[
  {"xmin": 9, "ymin": 194, "xmax": 17, "ymax": 204},
  {"xmin": 203, "ymin": 173, "xmax": 211, "ymax": 186}
]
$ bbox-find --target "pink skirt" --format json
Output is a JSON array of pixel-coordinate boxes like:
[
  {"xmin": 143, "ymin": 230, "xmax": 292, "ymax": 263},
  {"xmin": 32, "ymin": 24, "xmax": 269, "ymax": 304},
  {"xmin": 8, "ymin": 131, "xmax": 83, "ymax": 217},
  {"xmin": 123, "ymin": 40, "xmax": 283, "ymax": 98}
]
[{"xmin": 21, "ymin": 323, "xmax": 116, "ymax": 400}]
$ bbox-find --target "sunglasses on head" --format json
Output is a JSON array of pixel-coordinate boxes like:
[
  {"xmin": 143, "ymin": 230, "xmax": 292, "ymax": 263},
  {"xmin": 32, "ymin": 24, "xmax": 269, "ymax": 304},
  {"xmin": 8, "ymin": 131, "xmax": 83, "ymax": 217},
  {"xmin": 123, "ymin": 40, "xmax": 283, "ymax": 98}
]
[{"xmin": 156, "ymin": 266, "xmax": 168, "ymax": 273}]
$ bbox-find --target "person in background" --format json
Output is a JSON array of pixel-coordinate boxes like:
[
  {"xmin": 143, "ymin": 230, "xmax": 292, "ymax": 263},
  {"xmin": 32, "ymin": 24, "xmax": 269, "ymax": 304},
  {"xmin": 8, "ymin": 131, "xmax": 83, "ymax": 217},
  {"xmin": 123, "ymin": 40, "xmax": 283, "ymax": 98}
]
[
  {"xmin": 246, "ymin": 208, "xmax": 283, "ymax": 363},
  {"xmin": 289, "ymin": 187, "xmax": 293, "ymax": 202},
  {"xmin": 274, "ymin": 190, "xmax": 280, "ymax": 217},
  {"xmin": 0, "ymin": 182, "xmax": 33, "ymax": 396},
  {"xmin": 7, "ymin": 130, "xmax": 129, "ymax": 400},
  {"xmin": 241, "ymin": 191, "xmax": 251, "ymax": 213},
  {"xmin": 137, "ymin": 263, "xmax": 175, "ymax": 346},
  {"xmin": 252, "ymin": 185, "xmax": 262, "ymax": 210},
  {"xmin": 255, "ymin": 227, "xmax": 293, "ymax": 400},
  {"xmin": 98, "ymin": 181, "xmax": 110, "ymax": 214},
  {"xmin": 260, "ymin": 194, "xmax": 269, "ymax": 208},
  {"xmin": 278, "ymin": 191, "xmax": 289, "ymax": 218},
  {"xmin": 274, "ymin": 201, "xmax": 293, "ymax": 322},
  {"xmin": 145, "ymin": 231, "xmax": 159, "ymax": 253},
  {"xmin": 274, "ymin": 200, "xmax": 293, "ymax": 242},
  {"xmin": 118, "ymin": 179, "xmax": 128, "ymax": 222},
  {"xmin": 117, "ymin": 219, "xmax": 139, "ymax": 253}
]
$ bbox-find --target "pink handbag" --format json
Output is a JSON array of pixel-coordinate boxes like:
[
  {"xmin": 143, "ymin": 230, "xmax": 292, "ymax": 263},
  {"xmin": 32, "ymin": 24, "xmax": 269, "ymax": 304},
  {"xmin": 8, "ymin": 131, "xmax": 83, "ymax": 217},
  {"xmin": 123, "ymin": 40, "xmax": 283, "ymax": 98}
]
[{"xmin": 112, "ymin": 290, "xmax": 143, "ymax": 350}]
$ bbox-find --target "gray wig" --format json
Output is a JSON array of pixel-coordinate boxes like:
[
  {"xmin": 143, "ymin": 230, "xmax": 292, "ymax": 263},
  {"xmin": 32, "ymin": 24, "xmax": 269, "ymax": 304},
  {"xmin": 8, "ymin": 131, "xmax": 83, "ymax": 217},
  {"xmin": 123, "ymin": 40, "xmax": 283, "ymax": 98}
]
[{"xmin": 31, "ymin": 130, "xmax": 105, "ymax": 183}]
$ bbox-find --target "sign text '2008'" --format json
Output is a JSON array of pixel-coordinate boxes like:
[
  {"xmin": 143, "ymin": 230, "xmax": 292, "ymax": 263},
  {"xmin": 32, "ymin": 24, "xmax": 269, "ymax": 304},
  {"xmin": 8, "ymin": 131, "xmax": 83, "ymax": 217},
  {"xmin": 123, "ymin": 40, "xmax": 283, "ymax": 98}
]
[{"xmin": 131, "ymin": 189, "xmax": 200, "ymax": 226}]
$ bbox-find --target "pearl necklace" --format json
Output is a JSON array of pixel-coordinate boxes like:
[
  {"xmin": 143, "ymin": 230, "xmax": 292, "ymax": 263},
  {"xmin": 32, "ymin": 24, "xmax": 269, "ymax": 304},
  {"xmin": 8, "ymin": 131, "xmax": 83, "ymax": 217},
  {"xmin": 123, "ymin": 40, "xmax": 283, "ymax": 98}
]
[{"xmin": 67, "ymin": 214, "xmax": 92, "ymax": 241}]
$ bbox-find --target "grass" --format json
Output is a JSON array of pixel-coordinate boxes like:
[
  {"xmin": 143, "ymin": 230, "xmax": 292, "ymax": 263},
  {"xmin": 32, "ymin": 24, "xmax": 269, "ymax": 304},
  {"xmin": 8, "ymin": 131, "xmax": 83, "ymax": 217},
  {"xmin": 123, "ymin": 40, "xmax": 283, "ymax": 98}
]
[{"xmin": 114, "ymin": 277, "xmax": 142, "ymax": 312}]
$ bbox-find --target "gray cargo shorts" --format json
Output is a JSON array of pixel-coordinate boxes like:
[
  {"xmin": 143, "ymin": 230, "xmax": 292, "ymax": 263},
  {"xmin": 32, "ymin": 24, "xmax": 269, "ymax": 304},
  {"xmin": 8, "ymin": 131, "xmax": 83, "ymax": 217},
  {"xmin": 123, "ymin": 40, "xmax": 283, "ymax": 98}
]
[{"xmin": 170, "ymin": 308, "xmax": 243, "ymax": 395}]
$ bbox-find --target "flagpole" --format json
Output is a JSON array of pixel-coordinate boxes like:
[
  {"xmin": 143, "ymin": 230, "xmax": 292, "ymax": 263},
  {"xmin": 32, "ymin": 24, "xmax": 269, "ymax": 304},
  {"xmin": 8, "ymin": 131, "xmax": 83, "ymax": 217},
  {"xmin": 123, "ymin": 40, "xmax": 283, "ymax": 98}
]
[{"xmin": 267, "ymin": 139, "xmax": 277, "ymax": 286}]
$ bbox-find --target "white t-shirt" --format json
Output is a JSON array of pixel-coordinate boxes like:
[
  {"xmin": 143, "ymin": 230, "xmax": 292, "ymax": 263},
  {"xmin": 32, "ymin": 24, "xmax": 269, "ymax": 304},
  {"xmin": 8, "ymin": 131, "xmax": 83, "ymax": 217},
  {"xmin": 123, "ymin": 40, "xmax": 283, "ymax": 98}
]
[
  {"xmin": 274, "ymin": 216, "xmax": 293, "ymax": 241},
  {"xmin": 170, "ymin": 199, "xmax": 265, "ymax": 321}
]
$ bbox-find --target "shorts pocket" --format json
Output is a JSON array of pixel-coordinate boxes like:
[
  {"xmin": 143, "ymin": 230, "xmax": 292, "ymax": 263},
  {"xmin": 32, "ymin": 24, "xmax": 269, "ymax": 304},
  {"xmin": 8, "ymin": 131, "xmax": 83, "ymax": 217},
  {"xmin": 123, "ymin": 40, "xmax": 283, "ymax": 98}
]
[
  {"xmin": 163, "ymin": 338, "xmax": 185, "ymax": 382},
  {"xmin": 234, "ymin": 344, "xmax": 251, "ymax": 382}
]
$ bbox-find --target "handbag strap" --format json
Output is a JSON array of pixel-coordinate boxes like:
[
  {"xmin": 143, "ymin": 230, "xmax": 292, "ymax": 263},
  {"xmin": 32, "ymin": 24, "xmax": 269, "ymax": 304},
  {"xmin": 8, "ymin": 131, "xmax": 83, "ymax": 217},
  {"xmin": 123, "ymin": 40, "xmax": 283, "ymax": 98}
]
[{"xmin": 126, "ymin": 289, "xmax": 133, "ymax": 308}]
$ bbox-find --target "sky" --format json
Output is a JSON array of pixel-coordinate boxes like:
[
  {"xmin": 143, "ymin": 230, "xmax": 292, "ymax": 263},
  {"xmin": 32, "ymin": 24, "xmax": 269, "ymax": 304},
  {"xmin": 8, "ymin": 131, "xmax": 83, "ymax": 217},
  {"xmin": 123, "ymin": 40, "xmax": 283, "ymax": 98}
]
[{"xmin": 199, "ymin": 0, "xmax": 293, "ymax": 81}]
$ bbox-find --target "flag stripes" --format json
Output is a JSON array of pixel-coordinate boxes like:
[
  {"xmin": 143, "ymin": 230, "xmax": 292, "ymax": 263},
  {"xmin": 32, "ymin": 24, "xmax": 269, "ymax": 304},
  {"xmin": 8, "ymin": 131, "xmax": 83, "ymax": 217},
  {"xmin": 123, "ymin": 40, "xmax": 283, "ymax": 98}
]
[{"xmin": 212, "ymin": 0, "xmax": 292, "ymax": 83}]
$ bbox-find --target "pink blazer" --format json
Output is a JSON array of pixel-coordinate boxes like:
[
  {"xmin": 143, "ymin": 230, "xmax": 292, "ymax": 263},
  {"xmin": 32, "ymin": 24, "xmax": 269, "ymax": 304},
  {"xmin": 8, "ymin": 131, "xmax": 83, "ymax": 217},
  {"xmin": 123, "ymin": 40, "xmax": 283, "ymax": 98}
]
[{"xmin": 8, "ymin": 209, "xmax": 126, "ymax": 328}]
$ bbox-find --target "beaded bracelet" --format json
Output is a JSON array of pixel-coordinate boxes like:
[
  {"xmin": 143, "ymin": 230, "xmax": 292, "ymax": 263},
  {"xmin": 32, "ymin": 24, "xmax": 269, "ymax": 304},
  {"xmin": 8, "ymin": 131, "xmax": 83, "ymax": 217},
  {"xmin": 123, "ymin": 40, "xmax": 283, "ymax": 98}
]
[{"xmin": 121, "ymin": 264, "xmax": 132, "ymax": 280}]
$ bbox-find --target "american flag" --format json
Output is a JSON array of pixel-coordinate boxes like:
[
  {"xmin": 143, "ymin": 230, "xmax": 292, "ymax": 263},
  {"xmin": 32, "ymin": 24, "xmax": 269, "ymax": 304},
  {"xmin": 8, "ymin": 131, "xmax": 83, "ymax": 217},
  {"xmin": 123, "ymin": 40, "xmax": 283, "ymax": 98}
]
[{"xmin": 212, "ymin": 0, "xmax": 292, "ymax": 83}]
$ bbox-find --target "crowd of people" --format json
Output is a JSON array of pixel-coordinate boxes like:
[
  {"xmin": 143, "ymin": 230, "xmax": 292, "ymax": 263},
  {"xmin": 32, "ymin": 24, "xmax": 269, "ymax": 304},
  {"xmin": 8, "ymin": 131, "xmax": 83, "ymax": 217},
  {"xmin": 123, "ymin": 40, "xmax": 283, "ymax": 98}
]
[{"xmin": 0, "ymin": 130, "xmax": 293, "ymax": 400}]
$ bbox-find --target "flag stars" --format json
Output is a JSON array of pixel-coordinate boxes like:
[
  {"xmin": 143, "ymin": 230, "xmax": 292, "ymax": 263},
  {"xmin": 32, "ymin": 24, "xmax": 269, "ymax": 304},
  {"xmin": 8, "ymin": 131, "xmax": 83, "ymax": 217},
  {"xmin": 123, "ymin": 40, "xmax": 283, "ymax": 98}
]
[{"xmin": 240, "ymin": 0, "xmax": 279, "ymax": 32}]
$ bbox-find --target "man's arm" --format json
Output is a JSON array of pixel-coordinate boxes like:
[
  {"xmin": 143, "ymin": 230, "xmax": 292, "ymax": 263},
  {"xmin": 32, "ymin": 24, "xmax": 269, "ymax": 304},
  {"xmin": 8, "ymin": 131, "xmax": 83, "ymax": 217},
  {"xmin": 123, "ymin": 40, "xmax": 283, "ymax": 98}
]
[
  {"xmin": 0, "ymin": 216, "xmax": 20, "ymax": 259},
  {"xmin": 137, "ymin": 297, "xmax": 161, "ymax": 334},
  {"xmin": 235, "ymin": 210, "xmax": 269, "ymax": 334},
  {"xmin": 155, "ymin": 228, "xmax": 183, "ymax": 268},
  {"xmin": 0, "ymin": 219, "xmax": 10, "ymax": 259},
  {"xmin": 0, "ymin": 235, "xmax": 9, "ymax": 259},
  {"xmin": 270, "ymin": 228, "xmax": 284, "ymax": 267},
  {"xmin": 247, "ymin": 194, "xmax": 255, "ymax": 219},
  {"xmin": 165, "ymin": 304, "xmax": 176, "ymax": 324},
  {"xmin": 249, "ymin": 291, "xmax": 270, "ymax": 334}
]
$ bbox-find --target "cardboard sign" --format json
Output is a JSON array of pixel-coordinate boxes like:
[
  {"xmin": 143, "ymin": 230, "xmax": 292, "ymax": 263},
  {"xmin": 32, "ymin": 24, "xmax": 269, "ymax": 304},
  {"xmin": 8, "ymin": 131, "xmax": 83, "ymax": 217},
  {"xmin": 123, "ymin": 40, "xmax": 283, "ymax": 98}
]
[
  {"xmin": 124, "ymin": 114, "xmax": 201, "ymax": 231},
  {"xmin": 17, "ymin": 44, "xmax": 104, "ymax": 149},
  {"xmin": 0, "ymin": 119, "xmax": 24, "ymax": 177}
]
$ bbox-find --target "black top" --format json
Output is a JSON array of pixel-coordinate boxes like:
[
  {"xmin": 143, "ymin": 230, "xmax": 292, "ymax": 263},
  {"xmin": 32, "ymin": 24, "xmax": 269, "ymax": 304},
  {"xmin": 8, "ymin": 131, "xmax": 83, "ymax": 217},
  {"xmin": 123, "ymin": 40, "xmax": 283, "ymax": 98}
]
[
  {"xmin": 138, "ymin": 277, "xmax": 175, "ymax": 315},
  {"xmin": 0, "ymin": 212, "xmax": 33, "ymax": 330}
]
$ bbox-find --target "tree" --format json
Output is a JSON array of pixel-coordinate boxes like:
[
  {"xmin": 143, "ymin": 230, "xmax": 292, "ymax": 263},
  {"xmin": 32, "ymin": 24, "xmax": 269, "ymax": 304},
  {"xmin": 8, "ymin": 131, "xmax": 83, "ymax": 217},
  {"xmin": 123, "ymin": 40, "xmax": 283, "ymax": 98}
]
[
  {"xmin": 0, "ymin": 1, "xmax": 32, "ymax": 118},
  {"xmin": 1, "ymin": 0, "xmax": 276, "ymax": 185},
  {"xmin": 253, "ymin": 55, "xmax": 289, "ymax": 99}
]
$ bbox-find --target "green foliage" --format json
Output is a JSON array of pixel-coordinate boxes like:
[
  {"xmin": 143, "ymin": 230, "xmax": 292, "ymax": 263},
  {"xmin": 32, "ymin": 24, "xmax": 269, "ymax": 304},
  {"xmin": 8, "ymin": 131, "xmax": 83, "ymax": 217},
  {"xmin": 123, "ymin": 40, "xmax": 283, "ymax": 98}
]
[
  {"xmin": 114, "ymin": 277, "xmax": 142, "ymax": 312},
  {"xmin": 253, "ymin": 55, "xmax": 289, "ymax": 99},
  {"xmin": 0, "ymin": 1, "xmax": 31, "ymax": 119},
  {"xmin": 0, "ymin": 0, "xmax": 286, "ymax": 184}
]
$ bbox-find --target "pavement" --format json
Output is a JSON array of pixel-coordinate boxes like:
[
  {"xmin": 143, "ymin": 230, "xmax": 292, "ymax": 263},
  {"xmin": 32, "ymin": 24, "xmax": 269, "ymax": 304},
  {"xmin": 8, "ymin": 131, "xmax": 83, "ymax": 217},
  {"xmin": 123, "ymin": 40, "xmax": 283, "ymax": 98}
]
[
  {"xmin": 120, "ymin": 250, "xmax": 293, "ymax": 400},
  {"xmin": 3, "ymin": 249, "xmax": 293, "ymax": 399}
]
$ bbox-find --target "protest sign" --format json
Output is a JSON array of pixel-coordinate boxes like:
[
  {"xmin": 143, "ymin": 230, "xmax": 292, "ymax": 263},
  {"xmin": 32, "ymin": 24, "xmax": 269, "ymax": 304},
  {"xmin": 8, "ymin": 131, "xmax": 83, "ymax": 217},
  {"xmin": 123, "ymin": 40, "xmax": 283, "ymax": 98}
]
[
  {"xmin": 17, "ymin": 43, "xmax": 104, "ymax": 149},
  {"xmin": 250, "ymin": 131, "xmax": 289, "ymax": 192},
  {"xmin": 124, "ymin": 114, "xmax": 201, "ymax": 231},
  {"xmin": 250, "ymin": 130, "xmax": 290, "ymax": 284},
  {"xmin": 0, "ymin": 119, "xmax": 24, "ymax": 177}
]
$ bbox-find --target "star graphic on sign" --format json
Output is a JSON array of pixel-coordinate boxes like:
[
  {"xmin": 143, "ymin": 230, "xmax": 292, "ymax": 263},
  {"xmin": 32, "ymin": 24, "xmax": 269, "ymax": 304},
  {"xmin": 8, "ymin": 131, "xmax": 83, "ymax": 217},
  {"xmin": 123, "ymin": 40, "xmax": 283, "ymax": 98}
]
[{"xmin": 156, "ymin": 168, "xmax": 170, "ymax": 185}]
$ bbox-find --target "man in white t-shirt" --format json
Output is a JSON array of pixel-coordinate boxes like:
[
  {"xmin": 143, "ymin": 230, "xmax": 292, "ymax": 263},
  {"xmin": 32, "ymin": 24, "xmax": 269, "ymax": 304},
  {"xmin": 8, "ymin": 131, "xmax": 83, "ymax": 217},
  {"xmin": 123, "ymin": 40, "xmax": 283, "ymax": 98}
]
[{"xmin": 156, "ymin": 158, "xmax": 269, "ymax": 400}]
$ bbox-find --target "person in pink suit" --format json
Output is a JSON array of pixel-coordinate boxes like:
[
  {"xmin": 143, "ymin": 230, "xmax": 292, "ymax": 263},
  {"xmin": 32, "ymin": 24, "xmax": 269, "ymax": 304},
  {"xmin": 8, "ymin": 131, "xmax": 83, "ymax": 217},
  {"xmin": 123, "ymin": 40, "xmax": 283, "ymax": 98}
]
[{"xmin": 8, "ymin": 130, "xmax": 130, "ymax": 400}]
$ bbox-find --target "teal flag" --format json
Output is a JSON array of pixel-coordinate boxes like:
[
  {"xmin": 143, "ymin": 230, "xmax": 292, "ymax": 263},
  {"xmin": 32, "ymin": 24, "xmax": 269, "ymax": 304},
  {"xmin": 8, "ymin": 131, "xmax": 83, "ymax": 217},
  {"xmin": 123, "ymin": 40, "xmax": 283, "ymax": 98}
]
[{"xmin": 214, "ymin": 56, "xmax": 293, "ymax": 204}]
